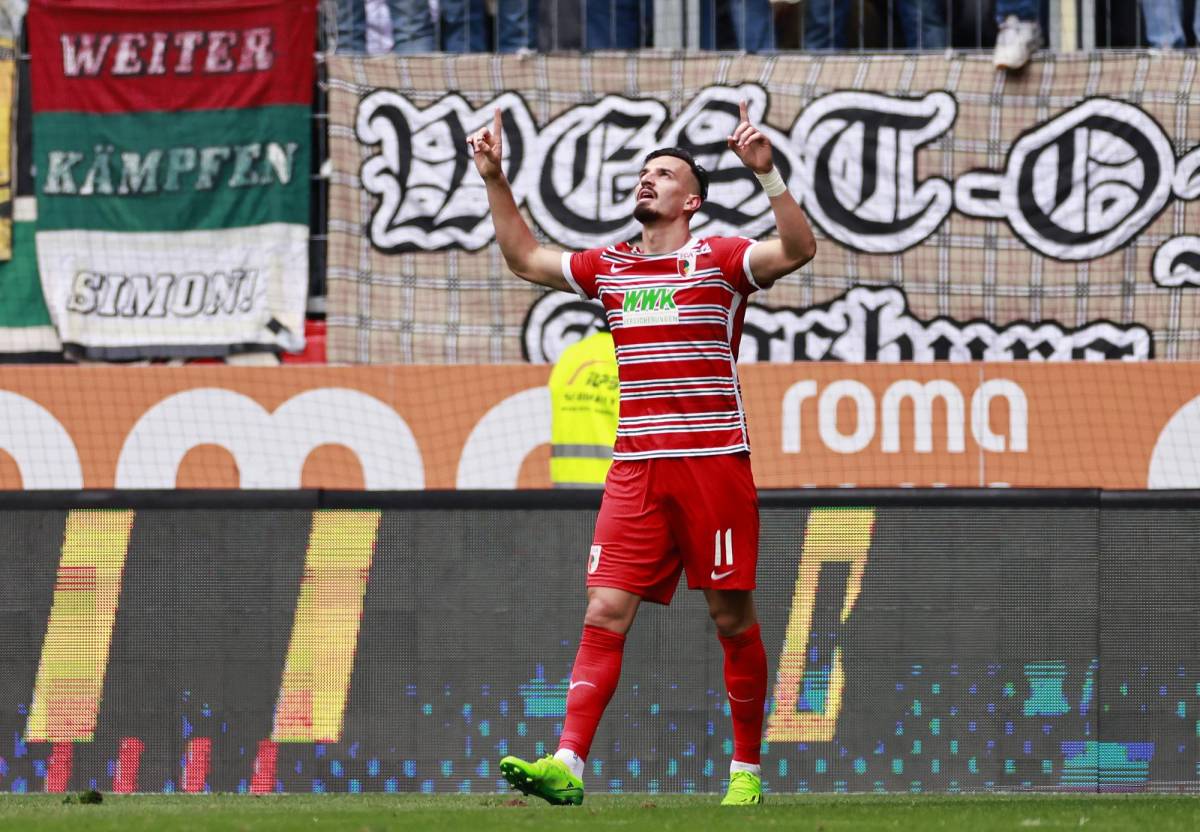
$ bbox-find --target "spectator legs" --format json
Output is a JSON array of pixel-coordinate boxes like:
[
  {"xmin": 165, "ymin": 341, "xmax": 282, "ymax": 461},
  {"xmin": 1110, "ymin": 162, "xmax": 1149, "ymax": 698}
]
[
  {"xmin": 898, "ymin": 0, "xmax": 948, "ymax": 49},
  {"xmin": 496, "ymin": 0, "xmax": 540, "ymax": 52},
  {"xmin": 1138, "ymin": 0, "xmax": 1186, "ymax": 48},
  {"xmin": 729, "ymin": 0, "xmax": 776, "ymax": 52},
  {"xmin": 336, "ymin": 0, "xmax": 368, "ymax": 52},
  {"xmin": 585, "ymin": 0, "xmax": 648, "ymax": 48},
  {"xmin": 699, "ymin": 0, "xmax": 774, "ymax": 51},
  {"xmin": 804, "ymin": 0, "xmax": 849, "ymax": 49},
  {"xmin": 390, "ymin": 0, "xmax": 436, "ymax": 53},
  {"xmin": 442, "ymin": 0, "xmax": 489, "ymax": 52}
]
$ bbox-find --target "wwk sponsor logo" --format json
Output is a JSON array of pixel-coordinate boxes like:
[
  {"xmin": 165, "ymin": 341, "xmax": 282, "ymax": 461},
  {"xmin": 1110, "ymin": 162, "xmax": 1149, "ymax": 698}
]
[{"xmin": 621, "ymin": 286, "xmax": 678, "ymax": 327}]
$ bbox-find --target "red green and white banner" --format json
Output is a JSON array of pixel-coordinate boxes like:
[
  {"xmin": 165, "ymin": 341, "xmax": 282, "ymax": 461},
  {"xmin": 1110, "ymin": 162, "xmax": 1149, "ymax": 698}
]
[{"xmin": 29, "ymin": 0, "xmax": 314, "ymax": 360}]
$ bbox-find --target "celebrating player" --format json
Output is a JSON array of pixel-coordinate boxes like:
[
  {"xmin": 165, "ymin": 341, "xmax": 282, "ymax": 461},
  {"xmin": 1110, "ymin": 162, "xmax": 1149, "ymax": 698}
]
[{"xmin": 468, "ymin": 101, "xmax": 816, "ymax": 806}]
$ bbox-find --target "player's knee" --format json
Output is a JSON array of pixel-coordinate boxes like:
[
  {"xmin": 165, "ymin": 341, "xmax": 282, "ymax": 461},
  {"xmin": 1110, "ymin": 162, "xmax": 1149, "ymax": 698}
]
[
  {"xmin": 583, "ymin": 594, "xmax": 635, "ymax": 633},
  {"xmin": 708, "ymin": 607, "xmax": 742, "ymax": 636},
  {"xmin": 707, "ymin": 600, "xmax": 755, "ymax": 637}
]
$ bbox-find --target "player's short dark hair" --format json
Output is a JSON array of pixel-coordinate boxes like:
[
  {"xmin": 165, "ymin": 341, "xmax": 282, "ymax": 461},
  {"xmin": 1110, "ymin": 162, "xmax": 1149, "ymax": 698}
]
[{"xmin": 644, "ymin": 148, "xmax": 708, "ymax": 203}]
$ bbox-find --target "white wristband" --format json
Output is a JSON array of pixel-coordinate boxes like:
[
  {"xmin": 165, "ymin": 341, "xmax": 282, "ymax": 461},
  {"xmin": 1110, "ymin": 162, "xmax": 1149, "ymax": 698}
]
[{"xmin": 754, "ymin": 167, "xmax": 787, "ymax": 198}]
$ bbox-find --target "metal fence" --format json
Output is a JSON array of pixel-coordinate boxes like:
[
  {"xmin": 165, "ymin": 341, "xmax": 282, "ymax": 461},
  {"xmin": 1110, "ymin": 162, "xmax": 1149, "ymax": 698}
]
[{"xmin": 320, "ymin": 0, "xmax": 1192, "ymax": 54}]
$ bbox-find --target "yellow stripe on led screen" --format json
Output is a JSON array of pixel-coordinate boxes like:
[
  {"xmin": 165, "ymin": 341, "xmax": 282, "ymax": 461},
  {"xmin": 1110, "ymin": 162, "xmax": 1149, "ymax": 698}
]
[
  {"xmin": 767, "ymin": 507, "xmax": 874, "ymax": 743},
  {"xmin": 26, "ymin": 510, "xmax": 135, "ymax": 743},
  {"xmin": 272, "ymin": 510, "xmax": 380, "ymax": 743}
]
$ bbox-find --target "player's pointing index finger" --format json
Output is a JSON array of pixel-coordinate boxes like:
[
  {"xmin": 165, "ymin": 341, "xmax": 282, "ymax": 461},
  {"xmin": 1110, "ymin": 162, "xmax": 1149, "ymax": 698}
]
[
  {"xmin": 492, "ymin": 108, "xmax": 502, "ymax": 142},
  {"xmin": 739, "ymin": 99, "xmax": 749, "ymax": 124}
]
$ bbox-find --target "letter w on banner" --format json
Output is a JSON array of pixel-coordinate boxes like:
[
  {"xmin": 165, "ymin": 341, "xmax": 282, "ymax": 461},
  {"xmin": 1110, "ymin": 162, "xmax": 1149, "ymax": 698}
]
[{"xmin": 28, "ymin": 0, "xmax": 314, "ymax": 360}]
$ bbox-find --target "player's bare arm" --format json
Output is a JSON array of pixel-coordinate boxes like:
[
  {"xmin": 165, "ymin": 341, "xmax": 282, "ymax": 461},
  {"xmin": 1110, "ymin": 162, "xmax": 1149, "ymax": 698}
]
[
  {"xmin": 468, "ymin": 109, "xmax": 571, "ymax": 292},
  {"xmin": 726, "ymin": 100, "xmax": 817, "ymax": 289}
]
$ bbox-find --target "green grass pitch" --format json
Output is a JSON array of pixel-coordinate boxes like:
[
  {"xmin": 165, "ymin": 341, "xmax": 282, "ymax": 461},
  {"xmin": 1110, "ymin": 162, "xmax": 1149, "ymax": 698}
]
[{"xmin": 0, "ymin": 793, "xmax": 1198, "ymax": 831}]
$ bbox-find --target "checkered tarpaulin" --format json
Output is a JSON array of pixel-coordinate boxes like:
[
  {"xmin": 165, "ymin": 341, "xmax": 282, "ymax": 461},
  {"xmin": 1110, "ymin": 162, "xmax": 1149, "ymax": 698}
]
[{"xmin": 326, "ymin": 52, "xmax": 1200, "ymax": 364}]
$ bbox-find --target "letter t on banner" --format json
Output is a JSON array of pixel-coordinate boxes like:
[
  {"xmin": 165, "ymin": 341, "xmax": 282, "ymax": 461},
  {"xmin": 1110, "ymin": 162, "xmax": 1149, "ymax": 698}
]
[
  {"xmin": 767, "ymin": 507, "xmax": 874, "ymax": 742},
  {"xmin": 271, "ymin": 510, "xmax": 380, "ymax": 743}
]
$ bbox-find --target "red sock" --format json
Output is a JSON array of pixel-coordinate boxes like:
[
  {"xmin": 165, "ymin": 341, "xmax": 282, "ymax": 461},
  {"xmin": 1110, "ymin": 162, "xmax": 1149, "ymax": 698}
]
[
  {"xmin": 558, "ymin": 625, "xmax": 625, "ymax": 760},
  {"xmin": 719, "ymin": 623, "xmax": 768, "ymax": 765}
]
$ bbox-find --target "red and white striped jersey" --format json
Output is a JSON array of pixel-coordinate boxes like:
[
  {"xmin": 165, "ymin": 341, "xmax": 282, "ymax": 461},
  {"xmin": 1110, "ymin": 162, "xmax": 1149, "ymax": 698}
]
[{"xmin": 560, "ymin": 235, "xmax": 762, "ymax": 461}]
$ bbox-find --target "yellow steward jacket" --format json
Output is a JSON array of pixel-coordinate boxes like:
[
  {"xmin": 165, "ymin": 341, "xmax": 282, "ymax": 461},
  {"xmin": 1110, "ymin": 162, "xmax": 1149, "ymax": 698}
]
[{"xmin": 548, "ymin": 332, "xmax": 618, "ymax": 487}]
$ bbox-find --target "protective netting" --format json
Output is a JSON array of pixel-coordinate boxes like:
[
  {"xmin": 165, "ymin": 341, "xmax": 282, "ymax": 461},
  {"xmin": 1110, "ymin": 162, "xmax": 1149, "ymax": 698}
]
[
  {"xmin": 325, "ymin": 51, "xmax": 1200, "ymax": 365},
  {"xmin": 0, "ymin": 362, "xmax": 1198, "ymax": 490}
]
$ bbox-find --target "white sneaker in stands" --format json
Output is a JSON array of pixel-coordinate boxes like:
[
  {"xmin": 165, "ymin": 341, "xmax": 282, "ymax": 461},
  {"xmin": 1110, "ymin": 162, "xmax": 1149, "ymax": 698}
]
[{"xmin": 993, "ymin": 16, "xmax": 1041, "ymax": 71}]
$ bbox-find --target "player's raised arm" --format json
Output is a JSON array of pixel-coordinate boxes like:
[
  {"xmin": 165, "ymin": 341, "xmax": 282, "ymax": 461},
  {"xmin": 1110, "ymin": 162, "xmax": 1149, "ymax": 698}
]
[
  {"xmin": 726, "ymin": 100, "xmax": 817, "ymax": 289},
  {"xmin": 468, "ymin": 109, "xmax": 571, "ymax": 292}
]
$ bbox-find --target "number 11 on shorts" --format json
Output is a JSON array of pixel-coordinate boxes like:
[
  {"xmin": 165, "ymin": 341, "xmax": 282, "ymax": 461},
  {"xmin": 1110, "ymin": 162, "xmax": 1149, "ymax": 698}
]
[{"xmin": 712, "ymin": 528, "xmax": 734, "ymax": 580}]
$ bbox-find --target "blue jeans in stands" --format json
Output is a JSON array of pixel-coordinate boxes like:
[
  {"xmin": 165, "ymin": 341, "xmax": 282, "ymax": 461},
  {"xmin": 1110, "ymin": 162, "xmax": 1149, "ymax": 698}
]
[
  {"xmin": 1139, "ymin": 0, "xmax": 1200, "ymax": 47},
  {"xmin": 337, "ymin": 0, "xmax": 435, "ymax": 53},
  {"xmin": 995, "ymin": 0, "xmax": 1040, "ymax": 23},
  {"xmin": 336, "ymin": 0, "xmax": 367, "ymax": 51},
  {"xmin": 802, "ymin": 0, "xmax": 845, "ymax": 49},
  {"xmin": 804, "ymin": 0, "xmax": 946, "ymax": 49},
  {"xmin": 700, "ymin": 0, "xmax": 775, "ymax": 52},
  {"xmin": 442, "ymin": 0, "xmax": 539, "ymax": 52},
  {"xmin": 897, "ymin": 0, "xmax": 946, "ymax": 48},
  {"xmin": 586, "ymin": 0, "xmax": 650, "ymax": 48}
]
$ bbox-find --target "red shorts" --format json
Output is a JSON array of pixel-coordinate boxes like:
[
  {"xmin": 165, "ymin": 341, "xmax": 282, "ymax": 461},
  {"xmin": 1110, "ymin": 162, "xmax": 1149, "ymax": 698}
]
[{"xmin": 586, "ymin": 453, "xmax": 759, "ymax": 605}]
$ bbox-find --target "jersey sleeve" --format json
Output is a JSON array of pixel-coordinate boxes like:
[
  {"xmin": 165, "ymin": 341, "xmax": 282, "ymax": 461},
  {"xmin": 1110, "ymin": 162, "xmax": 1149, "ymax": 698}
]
[
  {"xmin": 710, "ymin": 236, "xmax": 762, "ymax": 296},
  {"xmin": 561, "ymin": 248, "xmax": 604, "ymax": 299}
]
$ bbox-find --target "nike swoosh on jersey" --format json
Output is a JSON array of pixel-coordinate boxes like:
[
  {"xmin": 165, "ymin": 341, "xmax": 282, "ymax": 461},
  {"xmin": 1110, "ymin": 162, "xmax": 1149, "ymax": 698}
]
[
  {"xmin": 711, "ymin": 569, "xmax": 736, "ymax": 580},
  {"xmin": 610, "ymin": 264, "xmax": 635, "ymax": 273},
  {"xmin": 569, "ymin": 680, "xmax": 597, "ymax": 690}
]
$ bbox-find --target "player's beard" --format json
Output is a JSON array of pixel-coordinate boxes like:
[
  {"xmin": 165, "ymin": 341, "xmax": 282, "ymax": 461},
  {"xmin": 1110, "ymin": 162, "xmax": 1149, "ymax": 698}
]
[{"xmin": 633, "ymin": 202, "xmax": 661, "ymax": 224}]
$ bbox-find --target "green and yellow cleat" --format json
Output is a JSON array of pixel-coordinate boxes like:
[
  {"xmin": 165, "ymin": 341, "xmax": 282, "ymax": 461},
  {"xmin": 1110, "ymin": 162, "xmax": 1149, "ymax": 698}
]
[
  {"xmin": 499, "ymin": 754, "xmax": 585, "ymax": 806},
  {"xmin": 720, "ymin": 770, "xmax": 764, "ymax": 805}
]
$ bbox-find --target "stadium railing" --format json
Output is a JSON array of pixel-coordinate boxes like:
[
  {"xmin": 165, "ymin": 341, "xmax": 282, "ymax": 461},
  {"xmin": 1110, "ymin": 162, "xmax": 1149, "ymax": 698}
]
[{"xmin": 317, "ymin": 0, "xmax": 1174, "ymax": 54}]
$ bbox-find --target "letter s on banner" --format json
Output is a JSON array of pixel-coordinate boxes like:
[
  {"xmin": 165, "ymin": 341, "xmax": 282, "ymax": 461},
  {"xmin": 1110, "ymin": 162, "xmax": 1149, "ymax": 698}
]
[{"xmin": 115, "ymin": 388, "xmax": 424, "ymax": 489}]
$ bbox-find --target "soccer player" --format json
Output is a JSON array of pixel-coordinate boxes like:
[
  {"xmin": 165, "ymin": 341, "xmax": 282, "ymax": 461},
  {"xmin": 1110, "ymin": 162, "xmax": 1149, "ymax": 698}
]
[{"xmin": 467, "ymin": 101, "xmax": 816, "ymax": 806}]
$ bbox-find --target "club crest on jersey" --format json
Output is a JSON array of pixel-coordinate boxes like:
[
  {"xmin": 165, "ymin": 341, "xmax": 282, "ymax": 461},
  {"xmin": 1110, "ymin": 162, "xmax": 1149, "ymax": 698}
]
[
  {"xmin": 677, "ymin": 252, "xmax": 696, "ymax": 278},
  {"xmin": 622, "ymin": 287, "xmax": 679, "ymax": 327}
]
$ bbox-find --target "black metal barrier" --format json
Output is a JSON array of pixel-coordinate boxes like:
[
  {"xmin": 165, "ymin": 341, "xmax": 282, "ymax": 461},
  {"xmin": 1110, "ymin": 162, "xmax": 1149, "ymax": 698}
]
[{"xmin": 0, "ymin": 489, "xmax": 1196, "ymax": 794}]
